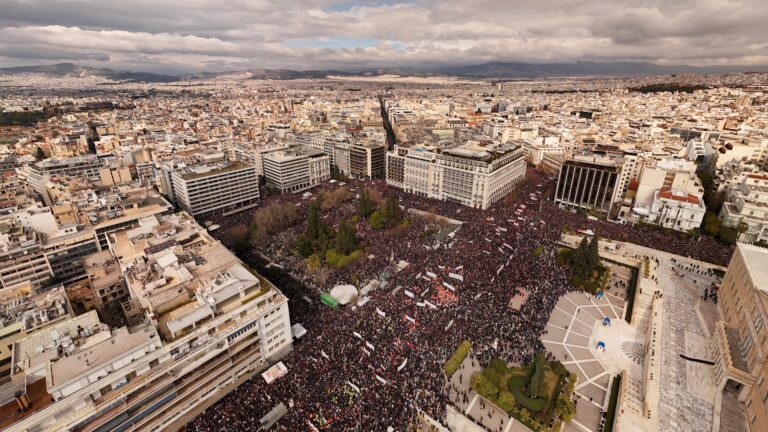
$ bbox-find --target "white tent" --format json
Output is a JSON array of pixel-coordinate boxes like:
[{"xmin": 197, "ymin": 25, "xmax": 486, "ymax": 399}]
[{"xmin": 330, "ymin": 284, "xmax": 359, "ymax": 305}]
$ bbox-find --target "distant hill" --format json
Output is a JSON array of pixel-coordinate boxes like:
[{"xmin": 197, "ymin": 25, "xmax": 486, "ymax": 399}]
[
  {"xmin": 181, "ymin": 68, "xmax": 355, "ymax": 81},
  {"xmin": 2, "ymin": 61, "xmax": 767, "ymax": 83},
  {"xmin": 0, "ymin": 63, "xmax": 179, "ymax": 83},
  {"xmin": 431, "ymin": 61, "xmax": 768, "ymax": 78}
]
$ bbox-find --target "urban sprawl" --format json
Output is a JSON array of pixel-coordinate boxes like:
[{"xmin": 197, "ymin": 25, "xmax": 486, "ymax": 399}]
[{"xmin": 0, "ymin": 71, "xmax": 767, "ymax": 432}]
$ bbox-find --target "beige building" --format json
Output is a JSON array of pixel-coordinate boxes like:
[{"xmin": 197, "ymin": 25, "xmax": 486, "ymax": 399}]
[{"xmin": 711, "ymin": 243, "xmax": 768, "ymax": 432}]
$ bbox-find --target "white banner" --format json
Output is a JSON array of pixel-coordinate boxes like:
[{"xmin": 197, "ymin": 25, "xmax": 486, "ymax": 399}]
[
  {"xmin": 445, "ymin": 319, "xmax": 454, "ymax": 331},
  {"xmin": 443, "ymin": 282, "xmax": 455, "ymax": 291},
  {"xmin": 375, "ymin": 375, "xmax": 389, "ymax": 385},
  {"xmin": 376, "ymin": 307, "xmax": 386, "ymax": 318},
  {"xmin": 404, "ymin": 315, "xmax": 416, "ymax": 323},
  {"xmin": 448, "ymin": 273, "xmax": 464, "ymax": 282},
  {"xmin": 321, "ymin": 351, "xmax": 330, "ymax": 360},
  {"xmin": 397, "ymin": 359, "xmax": 408, "ymax": 371},
  {"xmin": 347, "ymin": 381, "xmax": 361, "ymax": 392},
  {"xmin": 404, "ymin": 290, "xmax": 414, "ymax": 298},
  {"xmin": 366, "ymin": 341, "xmax": 375, "ymax": 351},
  {"xmin": 353, "ymin": 331, "xmax": 362, "ymax": 339},
  {"xmin": 424, "ymin": 300, "xmax": 437, "ymax": 310}
]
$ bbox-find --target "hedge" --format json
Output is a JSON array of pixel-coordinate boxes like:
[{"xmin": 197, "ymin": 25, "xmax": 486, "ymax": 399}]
[
  {"xmin": 604, "ymin": 375, "xmax": 622, "ymax": 432},
  {"xmin": 443, "ymin": 340, "xmax": 472, "ymax": 376},
  {"xmin": 507, "ymin": 375, "xmax": 548, "ymax": 412}
]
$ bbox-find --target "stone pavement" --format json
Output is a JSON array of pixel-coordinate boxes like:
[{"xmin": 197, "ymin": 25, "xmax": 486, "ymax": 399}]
[{"xmin": 541, "ymin": 290, "xmax": 628, "ymax": 432}]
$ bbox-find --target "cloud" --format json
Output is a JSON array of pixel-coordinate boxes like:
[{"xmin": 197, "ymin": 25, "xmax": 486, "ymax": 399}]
[{"xmin": 0, "ymin": 0, "xmax": 766, "ymax": 73}]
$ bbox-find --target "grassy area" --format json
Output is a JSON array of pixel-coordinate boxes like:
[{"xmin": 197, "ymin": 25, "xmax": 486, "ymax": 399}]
[
  {"xmin": 443, "ymin": 340, "xmax": 472, "ymax": 376},
  {"xmin": 604, "ymin": 375, "xmax": 622, "ymax": 432}
]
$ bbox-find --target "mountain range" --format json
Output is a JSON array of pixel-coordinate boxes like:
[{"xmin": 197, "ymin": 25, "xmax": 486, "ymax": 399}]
[{"xmin": 1, "ymin": 61, "xmax": 767, "ymax": 83}]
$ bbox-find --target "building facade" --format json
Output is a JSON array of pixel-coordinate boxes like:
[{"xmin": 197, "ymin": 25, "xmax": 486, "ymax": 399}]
[{"xmin": 172, "ymin": 162, "xmax": 260, "ymax": 218}]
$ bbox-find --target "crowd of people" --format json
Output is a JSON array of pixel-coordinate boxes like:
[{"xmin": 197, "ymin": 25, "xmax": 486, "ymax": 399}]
[{"xmin": 185, "ymin": 169, "xmax": 734, "ymax": 432}]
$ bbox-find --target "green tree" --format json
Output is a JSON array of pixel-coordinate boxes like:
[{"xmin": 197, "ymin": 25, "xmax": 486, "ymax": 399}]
[
  {"xmin": 35, "ymin": 146, "xmax": 45, "ymax": 161},
  {"xmin": 306, "ymin": 254, "xmax": 321, "ymax": 272},
  {"xmin": 296, "ymin": 234, "xmax": 313, "ymax": 257},
  {"xmin": 702, "ymin": 212, "xmax": 722, "ymax": 236},
  {"xmin": 572, "ymin": 237, "xmax": 591, "ymax": 279},
  {"xmin": 497, "ymin": 391, "xmax": 517, "ymax": 414},
  {"xmin": 335, "ymin": 220, "xmax": 358, "ymax": 255},
  {"xmin": 483, "ymin": 367, "xmax": 501, "ymax": 385},
  {"xmin": 471, "ymin": 373, "xmax": 499, "ymax": 400},
  {"xmin": 381, "ymin": 194, "xmax": 404, "ymax": 227},
  {"xmin": 370, "ymin": 210, "xmax": 384, "ymax": 230},
  {"xmin": 528, "ymin": 353, "xmax": 546, "ymax": 399},
  {"xmin": 719, "ymin": 225, "xmax": 739, "ymax": 245},
  {"xmin": 555, "ymin": 396, "xmax": 576, "ymax": 422},
  {"xmin": 587, "ymin": 234, "xmax": 600, "ymax": 269},
  {"xmin": 306, "ymin": 201, "xmax": 321, "ymax": 241},
  {"xmin": 357, "ymin": 188, "xmax": 374, "ymax": 218}
]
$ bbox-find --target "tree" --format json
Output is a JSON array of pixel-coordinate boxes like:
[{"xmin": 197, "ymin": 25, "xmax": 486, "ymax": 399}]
[
  {"xmin": 528, "ymin": 353, "xmax": 546, "ymax": 399},
  {"xmin": 555, "ymin": 396, "xmax": 576, "ymax": 422},
  {"xmin": 719, "ymin": 225, "xmax": 739, "ymax": 245},
  {"xmin": 296, "ymin": 234, "xmax": 313, "ymax": 258},
  {"xmin": 335, "ymin": 220, "xmax": 358, "ymax": 255},
  {"xmin": 702, "ymin": 212, "xmax": 722, "ymax": 236},
  {"xmin": 306, "ymin": 254, "xmax": 321, "ymax": 272},
  {"xmin": 497, "ymin": 391, "xmax": 517, "ymax": 414},
  {"xmin": 370, "ymin": 210, "xmax": 384, "ymax": 230},
  {"xmin": 381, "ymin": 194, "xmax": 404, "ymax": 227},
  {"xmin": 306, "ymin": 201, "xmax": 321, "ymax": 241},
  {"xmin": 357, "ymin": 188, "xmax": 375, "ymax": 218},
  {"xmin": 35, "ymin": 146, "xmax": 45, "ymax": 161},
  {"xmin": 471, "ymin": 373, "xmax": 499, "ymax": 401},
  {"xmin": 572, "ymin": 237, "xmax": 591, "ymax": 279},
  {"xmin": 587, "ymin": 234, "xmax": 600, "ymax": 269}
]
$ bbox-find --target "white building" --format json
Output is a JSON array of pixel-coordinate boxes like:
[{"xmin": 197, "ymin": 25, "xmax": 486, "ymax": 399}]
[
  {"xmin": 719, "ymin": 173, "xmax": 768, "ymax": 243},
  {"xmin": 262, "ymin": 148, "xmax": 330, "ymax": 193},
  {"xmin": 0, "ymin": 213, "xmax": 293, "ymax": 432},
  {"xmin": 386, "ymin": 142, "xmax": 526, "ymax": 209},
  {"xmin": 172, "ymin": 161, "xmax": 260, "ymax": 218}
]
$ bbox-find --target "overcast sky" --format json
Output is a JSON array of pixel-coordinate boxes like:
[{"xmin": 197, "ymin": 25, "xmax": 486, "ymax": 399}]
[{"xmin": 0, "ymin": 0, "xmax": 766, "ymax": 73}]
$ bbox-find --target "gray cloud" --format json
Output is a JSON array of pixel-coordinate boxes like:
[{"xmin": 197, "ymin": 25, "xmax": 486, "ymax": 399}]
[{"xmin": 0, "ymin": 0, "xmax": 765, "ymax": 73}]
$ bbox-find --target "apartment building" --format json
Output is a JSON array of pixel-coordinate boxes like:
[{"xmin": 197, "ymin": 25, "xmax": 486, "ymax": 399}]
[
  {"xmin": 719, "ymin": 173, "xmax": 768, "ymax": 243},
  {"xmin": 0, "ymin": 284, "xmax": 72, "ymax": 383},
  {"xmin": 386, "ymin": 142, "xmax": 526, "ymax": 209},
  {"xmin": 19, "ymin": 155, "xmax": 104, "ymax": 205},
  {"xmin": 0, "ymin": 212, "xmax": 292, "ymax": 432},
  {"xmin": 349, "ymin": 143, "xmax": 386, "ymax": 179},
  {"xmin": 0, "ymin": 223, "xmax": 52, "ymax": 289},
  {"xmin": 172, "ymin": 161, "xmax": 260, "ymax": 218},
  {"xmin": 710, "ymin": 243, "xmax": 768, "ymax": 432}
]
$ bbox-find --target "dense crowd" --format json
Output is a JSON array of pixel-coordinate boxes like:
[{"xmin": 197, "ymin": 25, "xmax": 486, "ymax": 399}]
[{"xmin": 185, "ymin": 170, "xmax": 733, "ymax": 432}]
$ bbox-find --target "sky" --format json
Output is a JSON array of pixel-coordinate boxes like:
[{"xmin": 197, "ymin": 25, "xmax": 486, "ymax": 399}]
[{"xmin": 0, "ymin": 0, "xmax": 767, "ymax": 74}]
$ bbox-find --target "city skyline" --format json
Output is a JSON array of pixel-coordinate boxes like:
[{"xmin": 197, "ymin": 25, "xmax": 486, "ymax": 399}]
[{"xmin": 1, "ymin": 0, "xmax": 768, "ymax": 74}]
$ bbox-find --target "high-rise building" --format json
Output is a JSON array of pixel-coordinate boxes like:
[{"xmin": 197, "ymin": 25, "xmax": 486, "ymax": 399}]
[{"xmin": 172, "ymin": 161, "xmax": 260, "ymax": 218}]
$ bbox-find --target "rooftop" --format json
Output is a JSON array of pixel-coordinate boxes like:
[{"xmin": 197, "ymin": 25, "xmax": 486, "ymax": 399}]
[{"xmin": 738, "ymin": 243, "xmax": 768, "ymax": 296}]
